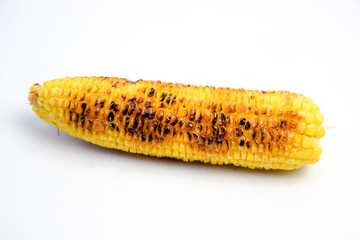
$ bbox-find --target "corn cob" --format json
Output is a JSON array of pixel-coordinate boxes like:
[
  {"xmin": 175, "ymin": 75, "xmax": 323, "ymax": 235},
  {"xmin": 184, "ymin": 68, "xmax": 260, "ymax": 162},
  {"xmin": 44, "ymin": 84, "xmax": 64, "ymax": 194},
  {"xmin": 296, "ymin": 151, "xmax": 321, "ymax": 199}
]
[{"xmin": 28, "ymin": 77, "xmax": 325, "ymax": 170}]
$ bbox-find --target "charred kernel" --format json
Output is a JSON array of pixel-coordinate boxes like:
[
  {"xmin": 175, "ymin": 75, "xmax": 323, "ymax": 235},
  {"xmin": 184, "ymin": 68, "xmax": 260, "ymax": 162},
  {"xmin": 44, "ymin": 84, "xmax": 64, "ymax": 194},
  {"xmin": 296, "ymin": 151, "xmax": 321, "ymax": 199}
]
[
  {"xmin": 186, "ymin": 122, "xmax": 194, "ymax": 128},
  {"xmin": 207, "ymin": 137, "xmax": 213, "ymax": 145},
  {"xmin": 122, "ymin": 105, "xmax": 129, "ymax": 115},
  {"xmin": 95, "ymin": 99, "xmax": 99, "ymax": 106},
  {"xmin": 85, "ymin": 108, "xmax": 91, "ymax": 115},
  {"xmin": 235, "ymin": 128, "xmax": 243, "ymax": 137},
  {"xmin": 148, "ymin": 134, "xmax": 153, "ymax": 142},
  {"xmin": 128, "ymin": 103, "xmax": 136, "ymax": 115},
  {"xmin": 132, "ymin": 118, "xmax": 139, "ymax": 129},
  {"xmin": 171, "ymin": 95, "xmax": 176, "ymax": 104},
  {"xmin": 81, "ymin": 114, "xmax": 85, "ymax": 126},
  {"xmin": 110, "ymin": 101, "xmax": 115, "ymax": 110},
  {"xmin": 220, "ymin": 113, "xmax": 226, "ymax": 121},
  {"xmin": 192, "ymin": 133, "xmax": 199, "ymax": 139},
  {"xmin": 166, "ymin": 94, "xmax": 172, "ymax": 104},
  {"xmin": 137, "ymin": 99, "xmax": 143, "ymax": 104},
  {"xmin": 108, "ymin": 112, "xmax": 115, "ymax": 121},
  {"xmin": 225, "ymin": 139, "xmax": 229, "ymax": 149},
  {"xmin": 110, "ymin": 123, "xmax": 115, "ymax": 131},
  {"xmin": 139, "ymin": 119, "xmax": 145, "ymax": 131},
  {"xmin": 178, "ymin": 120, "xmax": 184, "ymax": 128},
  {"xmin": 164, "ymin": 125, "xmax": 170, "ymax": 135},
  {"xmin": 216, "ymin": 139, "xmax": 222, "ymax": 145},
  {"xmin": 157, "ymin": 110, "xmax": 164, "ymax": 121},
  {"xmin": 76, "ymin": 113, "xmax": 80, "ymax": 122},
  {"xmin": 136, "ymin": 107, "xmax": 142, "ymax": 117},
  {"xmin": 212, "ymin": 111, "xmax": 218, "ymax": 124},
  {"xmin": 159, "ymin": 102, "xmax": 166, "ymax": 108},
  {"xmin": 125, "ymin": 116, "xmax": 130, "ymax": 128},
  {"xmin": 69, "ymin": 111, "xmax": 73, "ymax": 121},
  {"xmin": 239, "ymin": 118, "xmax": 246, "ymax": 127},
  {"xmin": 212, "ymin": 125, "xmax": 219, "ymax": 135},
  {"xmin": 187, "ymin": 132, "xmax": 192, "ymax": 140},
  {"xmin": 200, "ymin": 135, "xmax": 206, "ymax": 143},
  {"xmin": 100, "ymin": 100, "xmax": 105, "ymax": 108},
  {"xmin": 197, "ymin": 125, "xmax": 203, "ymax": 131},
  {"xmin": 173, "ymin": 129, "xmax": 177, "ymax": 137},
  {"xmin": 81, "ymin": 103, "xmax": 87, "ymax": 112},
  {"xmin": 160, "ymin": 92, "xmax": 167, "ymax": 101},
  {"xmin": 149, "ymin": 112, "xmax": 155, "ymax": 119},
  {"xmin": 280, "ymin": 120, "xmax": 287, "ymax": 129},
  {"xmin": 128, "ymin": 97, "xmax": 136, "ymax": 102},
  {"xmin": 142, "ymin": 109, "xmax": 149, "ymax": 118},
  {"xmin": 145, "ymin": 100, "xmax": 151, "ymax": 108},
  {"xmin": 170, "ymin": 118, "xmax": 178, "ymax": 126},
  {"xmin": 219, "ymin": 127, "xmax": 226, "ymax": 138},
  {"xmin": 239, "ymin": 138, "xmax": 245, "ymax": 146},
  {"xmin": 252, "ymin": 130, "xmax": 257, "ymax": 140},
  {"xmin": 148, "ymin": 88, "xmax": 155, "ymax": 97},
  {"xmin": 116, "ymin": 127, "xmax": 119, "ymax": 132},
  {"xmin": 246, "ymin": 141, "xmax": 251, "ymax": 149},
  {"xmin": 261, "ymin": 129, "xmax": 265, "ymax": 142},
  {"xmin": 245, "ymin": 121, "xmax": 251, "ymax": 130},
  {"xmin": 153, "ymin": 121, "xmax": 158, "ymax": 130},
  {"xmin": 128, "ymin": 128, "xmax": 134, "ymax": 135},
  {"xmin": 141, "ymin": 132, "xmax": 146, "ymax": 141},
  {"xmin": 165, "ymin": 116, "xmax": 171, "ymax": 123},
  {"xmin": 158, "ymin": 123, "xmax": 163, "ymax": 134}
]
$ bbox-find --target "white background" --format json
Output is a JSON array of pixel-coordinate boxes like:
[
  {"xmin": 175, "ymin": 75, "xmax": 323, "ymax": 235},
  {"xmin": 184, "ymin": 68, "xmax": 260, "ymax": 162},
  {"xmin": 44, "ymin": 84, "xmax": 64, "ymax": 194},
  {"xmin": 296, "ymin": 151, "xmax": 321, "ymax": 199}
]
[{"xmin": 1, "ymin": 0, "xmax": 360, "ymax": 239}]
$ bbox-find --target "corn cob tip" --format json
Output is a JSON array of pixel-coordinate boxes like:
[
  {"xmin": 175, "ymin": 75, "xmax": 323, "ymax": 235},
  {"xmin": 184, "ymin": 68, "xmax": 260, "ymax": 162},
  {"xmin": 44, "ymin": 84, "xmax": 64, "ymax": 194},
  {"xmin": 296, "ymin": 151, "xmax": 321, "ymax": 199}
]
[{"xmin": 28, "ymin": 83, "xmax": 41, "ymax": 107}]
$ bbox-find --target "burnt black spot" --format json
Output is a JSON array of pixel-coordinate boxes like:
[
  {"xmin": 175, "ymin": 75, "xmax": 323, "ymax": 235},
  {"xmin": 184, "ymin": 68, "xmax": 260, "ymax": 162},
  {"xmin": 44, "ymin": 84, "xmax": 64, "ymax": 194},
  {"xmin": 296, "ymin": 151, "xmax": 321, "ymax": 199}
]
[
  {"xmin": 125, "ymin": 116, "xmax": 130, "ymax": 128},
  {"xmin": 280, "ymin": 120, "xmax": 287, "ymax": 129},
  {"xmin": 80, "ymin": 114, "xmax": 85, "ymax": 126},
  {"xmin": 110, "ymin": 123, "xmax": 115, "ymax": 131},
  {"xmin": 239, "ymin": 138, "xmax": 245, "ymax": 146},
  {"xmin": 166, "ymin": 94, "xmax": 172, "ymax": 104},
  {"xmin": 116, "ymin": 127, "xmax": 119, "ymax": 132},
  {"xmin": 148, "ymin": 134, "xmax": 153, "ymax": 142},
  {"xmin": 246, "ymin": 141, "xmax": 251, "ymax": 149},
  {"xmin": 128, "ymin": 97, "xmax": 136, "ymax": 102},
  {"xmin": 200, "ymin": 135, "xmax": 206, "ymax": 144},
  {"xmin": 219, "ymin": 127, "xmax": 226, "ymax": 138},
  {"xmin": 225, "ymin": 139, "xmax": 229, "ymax": 148},
  {"xmin": 139, "ymin": 119, "xmax": 145, "ymax": 131},
  {"xmin": 159, "ymin": 102, "xmax": 166, "ymax": 108},
  {"xmin": 100, "ymin": 101, "xmax": 105, "ymax": 108},
  {"xmin": 212, "ymin": 111, "xmax": 218, "ymax": 125},
  {"xmin": 132, "ymin": 118, "xmax": 139, "ymax": 129},
  {"xmin": 216, "ymin": 139, "xmax": 222, "ymax": 145},
  {"xmin": 178, "ymin": 120, "xmax": 184, "ymax": 128},
  {"xmin": 239, "ymin": 118, "xmax": 246, "ymax": 127},
  {"xmin": 110, "ymin": 101, "xmax": 115, "ymax": 110},
  {"xmin": 207, "ymin": 137, "xmax": 213, "ymax": 145},
  {"xmin": 141, "ymin": 132, "xmax": 146, "ymax": 141},
  {"xmin": 76, "ymin": 113, "xmax": 80, "ymax": 122},
  {"xmin": 137, "ymin": 99, "xmax": 143, "ymax": 104},
  {"xmin": 160, "ymin": 92, "xmax": 167, "ymax": 101},
  {"xmin": 85, "ymin": 108, "xmax": 91, "ymax": 116},
  {"xmin": 164, "ymin": 125, "xmax": 170, "ymax": 135},
  {"xmin": 95, "ymin": 99, "xmax": 99, "ymax": 106},
  {"xmin": 122, "ymin": 105, "xmax": 129, "ymax": 115},
  {"xmin": 171, "ymin": 95, "xmax": 176, "ymax": 104},
  {"xmin": 220, "ymin": 113, "xmax": 226, "ymax": 121},
  {"xmin": 81, "ymin": 103, "xmax": 87, "ymax": 112},
  {"xmin": 128, "ymin": 103, "xmax": 136, "ymax": 116},
  {"xmin": 170, "ymin": 118, "xmax": 178, "ymax": 126},
  {"xmin": 148, "ymin": 88, "xmax": 155, "ymax": 97},
  {"xmin": 158, "ymin": 123, "xmax": 163, "ymax": 134},
  {"xmin": 235, "ymin": 128, "xmax": 243, "ymax": 137},
  {"xmin": 108, "ymin": 112, "xmax": 115, "ymax": 121},
  {"xmin": 245, "ymin": 121, "xmax": 251, "ymax": 130},
  {"xmin": 142, "ymin": 109, "xmax": 149, "ymax": 118},
  {"xmin": 197, "ymin": 125, "xmax": 203, "ymax": 131},
  {"xmin": 69, "ymin": 111, "xmax": 73, "ymax": 121}
]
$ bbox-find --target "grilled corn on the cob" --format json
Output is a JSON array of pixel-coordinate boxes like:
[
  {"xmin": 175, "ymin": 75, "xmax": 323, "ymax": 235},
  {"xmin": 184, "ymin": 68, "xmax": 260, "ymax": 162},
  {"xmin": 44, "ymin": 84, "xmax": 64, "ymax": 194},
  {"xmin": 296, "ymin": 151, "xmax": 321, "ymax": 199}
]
[{"xmin": 29, "ymin": 77, "xmax": 325, "ymax": 170}]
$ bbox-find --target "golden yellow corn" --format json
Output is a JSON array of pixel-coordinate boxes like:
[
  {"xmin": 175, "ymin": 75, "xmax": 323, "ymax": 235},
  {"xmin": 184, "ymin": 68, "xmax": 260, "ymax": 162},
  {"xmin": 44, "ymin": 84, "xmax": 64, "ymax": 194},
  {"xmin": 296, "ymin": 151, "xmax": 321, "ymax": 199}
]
[{"xmin": 29, "ymin": 77, "xmax": 325, "ymax": 170}]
